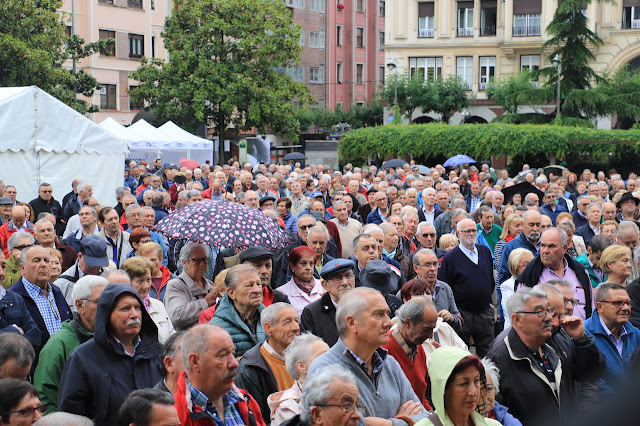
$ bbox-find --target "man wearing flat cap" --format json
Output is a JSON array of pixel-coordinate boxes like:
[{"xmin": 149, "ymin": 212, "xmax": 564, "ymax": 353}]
[
  {"xmin": 301, "ymin": 258, "xmax": 356, "ymax": 346},
  {"xmin": 259, "ymin": 194, "xmax": 278, "ymax": 211},
  {"xmin": 240, "ymin": 246, "xmax": 290, "ymax": 306}
]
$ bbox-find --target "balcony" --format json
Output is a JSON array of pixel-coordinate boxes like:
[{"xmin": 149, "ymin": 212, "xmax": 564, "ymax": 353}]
[
  {"xmin": 513, "ymin": 25, "xmax": 541, "ymax": 36},
  {"xmin": 633, "ymin": 19, "xmax": 640, "ymax": 29},
  {"xmin": 480, "ymin": 26, "xmax": 496, "ymax": 36},
  {"xmin": 479, "ymin": 82, "xmax": 488, "ymax": 90},
  {"xmin": 419, "ymin": 29, "xmax": 434, "ymax": 38},
  {"xmin": 457, "ymin": 27, "xmax": 473, "ymax": 37}
]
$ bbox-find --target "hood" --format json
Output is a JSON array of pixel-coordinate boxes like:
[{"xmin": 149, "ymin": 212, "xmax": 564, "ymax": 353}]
[
  {"xmin": 427, "ymin": 346, "xmax": 474, "ymax": 416},
  {"xmin": 93, "ymin": 283, "xmax": 158, "ymax": 348}
]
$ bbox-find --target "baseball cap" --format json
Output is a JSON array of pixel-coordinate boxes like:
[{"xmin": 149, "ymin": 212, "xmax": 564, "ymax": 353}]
[{"xmin": 79, "ymin": 235, "xmax": 109, "ymax": 267}]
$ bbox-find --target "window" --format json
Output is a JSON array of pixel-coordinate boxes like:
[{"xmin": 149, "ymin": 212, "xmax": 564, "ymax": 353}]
[
  {"xmin": 128, "ymin": 0, "xmax": 143, "ymax": 9},
  {"xmin": 310, "ymin": 65, "xmax": 324, "ymax": 83},
  {"xmin": 480, "ymin": 6, "xmax": 497, "ymax": 36},
  {"xmin": 310, "ymin": 0, "xmax": 325, "ymax": 12},
  {"xmin": 418, "ymin": 2, "xmax": 435, "ymax": 38},
  {"xmin": 99, "ymin": 30, "xmax": 115, "ymax": 56},
  {"xmin": 521, "ymin": 54, "xmax": 540, "ymax": 87},
  {"xmin": 479, "ymin": 56, "xmax": 495, "ymax": 90},
  {"xmin": 409, "ymin": 57, "xmax": 442, "ymax": 81},
  {"xmin": 299, "ymin": 31, "xmax": 305, "ymax": 46},
  {"xmin": 129, "ymin": 34, "xmax": 144, "ymax": 58},
  {"xmin": 623, "ymin": 7, "xmax": 640, "ymax": 29},
  {"xmin": 380, "ymin": 0, "xmax": 385, "ymax": 16},
  {"xmin": 457, "ymin": 57, "xmax": 473, "ymax": 90},
  {"xmin": 336, "ymin": 25, "xmax": 343, "ymax": 46},
  {"xmin": 336, "ymin": 63, "xmax": 343, "ymax": 83},
  {"xmin": 357, "ymin": 0, "xmax": 365, "ymax": 12},
  {"xmin": 65, "ymin": 26, "xmax": 72, "ymax": 36},
  {"xmin": 379, "ymin": 31, "xmax": 384, "ymax": 50},
  {"xmin": 513, "ymin": 14, "xmax": 541, "ymax": 36},
  {"xmin": 288, "ymin": 66, "xmax": 304, "ymax": 82},
  {"xmin": 151, "ymin": 0, "xmax": 155, "ymax": 10},
  {"xmin": 379, "ymin": 66, "xmax": 386, "ymax": 84},
  {"xmin": 129, "ymin": 86, "xmax": 143, "ymax": 110},
  {"xmin": 287, "ymin": 0, "xmax": 304, "ymax": 8},
  {"xmin": 458, "ymin": 2, "xmax": 474, "ymax": 37},
  {"xmin": 309, "ymin": 30, "xmax": 325, "ymax": 48},
  {"xmin": 151, "ymin": 36, "xmax": 156, "ymax": 57},
  {"xmin": 100, "ymin": 84, "xmax": 117, "ymax": 110},
  {"xmin": 98, "ymin": 0, "xmax": 114, "ymax": 4},
  {"xmin": 356, "ymin": 64, "xmax": 364, "ymax": 84},
  {"xmin": 356, "ymin": 27, "xmax": 364, "ymax": 47}
]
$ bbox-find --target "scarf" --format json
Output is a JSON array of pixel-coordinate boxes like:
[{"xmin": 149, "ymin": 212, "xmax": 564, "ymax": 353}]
[
  {"xmin": 293, "ymin": 276, "xmax": 315, "ymax": 295},
  {"xmin": 143, "ymin": 295, "xmax": 150, "ymax": 311},
  {"xmin": 382, "ymin": 248, "xmax": 396, "ymax": 259}
]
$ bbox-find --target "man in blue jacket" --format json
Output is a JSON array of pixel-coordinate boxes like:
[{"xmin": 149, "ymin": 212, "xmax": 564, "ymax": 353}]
[
  {"xmin": 585, "ymin": 283, "xmax": 640, "ymax": 395},
  {"xmin": 497, "ymin": 210, "xmax": 541, "ymax": 283}
]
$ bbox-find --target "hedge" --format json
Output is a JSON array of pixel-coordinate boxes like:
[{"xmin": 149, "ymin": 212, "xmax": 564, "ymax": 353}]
[{"xmin": 338, "ymin": 123, "xmax": 640, "ymax": 165}]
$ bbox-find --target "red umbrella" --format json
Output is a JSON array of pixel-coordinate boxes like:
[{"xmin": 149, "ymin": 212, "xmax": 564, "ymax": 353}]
[{"xmin": 179, "ymin": 158, "xmax": 201, "ymax": 171}]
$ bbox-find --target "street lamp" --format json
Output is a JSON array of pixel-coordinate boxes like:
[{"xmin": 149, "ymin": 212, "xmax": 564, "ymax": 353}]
[
  {"xmin": 552, "ymin": 54, "xmax": 561, "ymax": 118},
  {"xmin": 387, "ymin": 60, "xmax": 398, "ymax": 123}
]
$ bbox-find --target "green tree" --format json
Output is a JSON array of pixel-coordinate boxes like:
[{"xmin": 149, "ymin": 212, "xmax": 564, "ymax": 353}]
[
  {"xmin": 486, "ymin": 69, "xmax": 545, "ymax": 114},
  {"xmin": 380, "ymin": 72, "xmax": 434, "ymax": 123},
  {"xmin": 131, "ymin": 0, "xmax": 310, "ymax": 165},
  {"xmin": 0, "ymin": 0, "xmax": 112, "ymax": 113},
  {"xmin": 430, "ymin": 76, "xmax": 470, "ymax": 123}
]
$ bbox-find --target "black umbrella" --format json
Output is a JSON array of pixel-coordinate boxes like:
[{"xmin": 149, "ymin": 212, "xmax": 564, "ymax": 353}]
[
  {"xmin": 542, "ymin": 165, "xmax": 567, "ymax": 178},
  {"xmin": 283, "ymin": 152, "xmax": 308, "ymax": 161},
  {"xmin": 501, "ymin": 182, "xmax": 544, "ymax": 206},
  {"xmin": 381, "ymin": 158, "xmax": 408, "ymax": 169}
]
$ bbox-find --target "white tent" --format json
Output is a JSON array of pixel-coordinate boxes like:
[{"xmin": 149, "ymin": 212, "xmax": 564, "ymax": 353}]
[{"xmin": 0, "ymin": 86, "xmax": 128, "ymax": 205}]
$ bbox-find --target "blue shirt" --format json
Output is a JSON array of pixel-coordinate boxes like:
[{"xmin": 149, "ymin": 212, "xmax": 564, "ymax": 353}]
[
  {"xmin": 458, "ymin": 243, "xmax": 478, "ymax": 265},
  {"xmin": 599, "ymin": 315, "xmax": 628, "ymax": 357},
  {"xmin": 22, "ymin": 278, "xmax": 61, "ymax": 336},
  {"xmin": 186, "ymin": 376, "xmax": 245, "ymax": 426}
]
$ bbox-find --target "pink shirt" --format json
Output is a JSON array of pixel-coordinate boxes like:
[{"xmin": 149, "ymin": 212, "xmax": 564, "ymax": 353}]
[
  {"xmin": 539, "ymin": 260, "xmax": 592, "ymax": 320},
  {"xmin": 278, "ymin": 278, "xmax": 324, "ymax": 318}
]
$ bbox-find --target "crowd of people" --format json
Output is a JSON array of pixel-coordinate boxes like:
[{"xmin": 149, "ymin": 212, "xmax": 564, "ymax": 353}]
[{"xmin": 1, "ymin": 157, "xmax": 640, "ymax": 425}]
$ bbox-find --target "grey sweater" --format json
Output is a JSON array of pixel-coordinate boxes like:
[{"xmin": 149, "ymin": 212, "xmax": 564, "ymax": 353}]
[{"xmin": 307, "ymin": 338, "xmax": 429, "ymax": 426}]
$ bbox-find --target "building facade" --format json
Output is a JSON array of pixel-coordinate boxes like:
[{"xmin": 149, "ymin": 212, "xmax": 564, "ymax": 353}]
[
  {"xmin": 60, "ymin": 0, "xmax": 172, "ymax": 125},
  {"xmin": 385, "ymin": 0, "xmax": 640, "ymax": 125}
]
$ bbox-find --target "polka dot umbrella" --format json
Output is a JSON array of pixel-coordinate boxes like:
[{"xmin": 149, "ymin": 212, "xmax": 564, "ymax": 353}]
[{"xmin": 153, "ymin": 200, "xmax": 293, "ymax": 249}]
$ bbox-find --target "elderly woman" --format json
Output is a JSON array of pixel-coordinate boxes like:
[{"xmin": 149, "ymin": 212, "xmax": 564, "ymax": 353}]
[
  {"xmin": 599, "ymin": 244, "xmax": 633, "ymax": 286},
  {"xmin": 481, "ymin": 358, "xmax": 522, "ymax": 426},
  {"xmin": 0, "ymin": 379, "xmax": 45, "ymax": 424},
  {"xmin": 47, "ymin": 248, "xmax": 63, "ymax": 283},
  {"xmin": 600, "ymin": 220, "xmax": 618, "ymax": 243},
  {"xmin": 138, "ymin": 242, "xmax": 175, "ymax": 301},
  {"xmin": 279, "ymin": 246, "xmax": 324, "ymax": 318},
  {"xmin": 164, "ymin": 242, "xmax": 216, "ymax": 331},
  {"xmin": 277, "ymin": 197, "xmax": 298, "ymax": 234},
  {"xmin": 493, "ymin": 214, "xmax": 523, "ymax": 271},
  {"xmin": 121, "ymin": 257, "xmax": 174, "ymax": 344},
  {"xmin": 126, "ymin": 228, "xmax": 152, "ymax": 259},
  {"xmin": 557, "ymin": 220, "xmax": 586, "ymax": 258},
  {"xmin": 415, "ymin": 347, "xmax": 501, "ymax": 426},
  {"xmin": 500, "ymin": 248, "xmax": 534, "ymax": 329},
  {"xmin": 267, "ymin": 333, "xmax": 330, "ymax": 425}
]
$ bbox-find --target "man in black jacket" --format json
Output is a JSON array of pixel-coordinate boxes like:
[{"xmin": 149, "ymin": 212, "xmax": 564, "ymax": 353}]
[
  {"xmin": 58, "ymin": 283, "xmax": 162, "ymax": 426},
  {"xmin": 301, "ymin": 259, "xmax": 356, "ymax": 347},
  {"xmin": 29, "ymin": 183, "xmax": 63, "ymax": 236},
  {"xmin": 235, "ymin": 302, "xmax": 300, "ymax": 425}
]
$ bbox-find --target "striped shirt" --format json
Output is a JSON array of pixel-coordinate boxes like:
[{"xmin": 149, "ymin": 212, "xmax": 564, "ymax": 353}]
[{"xmin": 22, "ymin": 278, "xmax": 61, "ymax": 336}]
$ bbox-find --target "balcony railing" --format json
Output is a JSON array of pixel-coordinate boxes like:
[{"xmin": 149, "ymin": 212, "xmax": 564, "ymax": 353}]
[
  {"xmin": 632, "ymin": 19, "xmax": 640, "ymax": 29},
  {"xmin": 513, "ymin": 25, "xmax": 541, "ymax": 36},
  {"xmin": 480, "ymin": 25, "xmax": 496, "ymax": 36},
  {"xmin": 457, "ymin": 27, "xmax": 473, "ymax": 37},
  {"xmin": 419, "ymin": 29, "xmax": 434, "ymax": 38},
  {"xmin": 479, "ymin": 82, "xmax": 488, "ymax": 90}
]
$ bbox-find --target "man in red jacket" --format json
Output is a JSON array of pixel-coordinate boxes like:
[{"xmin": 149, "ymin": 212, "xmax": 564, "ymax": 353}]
[
  {"xmin": 174, "ymin": 324, "xmax": 266, "ymax": 426},
  {"xmin": 382, "ymin": 296, "xmax": 437, "ymax": 410}
]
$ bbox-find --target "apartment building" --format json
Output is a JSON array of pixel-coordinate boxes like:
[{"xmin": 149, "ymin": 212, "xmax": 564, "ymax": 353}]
[
  {"xmin": 288, "ymin": 0, "xmax": 386, "ymax": 110},
  {"xmin": 60, "ymin": 0, "xmax": 172, "ymax": 125},
  {"xmin": 385, "ymin": 0, "xmax": 640, "ymax": 125}
]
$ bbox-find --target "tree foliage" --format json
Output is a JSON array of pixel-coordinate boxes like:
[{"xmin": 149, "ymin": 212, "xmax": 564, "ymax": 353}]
[
  {"xmin": 0, "ymin": 0, "xmax": 113, "ymax": 113},
  {"xmin": 130, "ymin": 0, "xmax": 311, "ymax": 165},
  {"xmin": 296, "ymin": 101, "xmax": 383, "ymax": 134},
  {"xmin": 486, "ymin": 70, "xmax": 549, "ymax": 114}
]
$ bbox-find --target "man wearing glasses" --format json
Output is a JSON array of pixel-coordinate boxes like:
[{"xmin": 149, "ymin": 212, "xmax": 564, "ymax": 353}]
[
  {"xmin": 28, "ymin": 183, "xmax": 62, "ymax": 235},
  {"xmin": 585, "ymin": 283, "xmax": 640, "ymax": 395}
]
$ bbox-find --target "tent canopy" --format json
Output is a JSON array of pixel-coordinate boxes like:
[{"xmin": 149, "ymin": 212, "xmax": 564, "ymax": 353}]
[{"xmin": 0, "ymin": 86, "xmax": 128, "ymax": 205}]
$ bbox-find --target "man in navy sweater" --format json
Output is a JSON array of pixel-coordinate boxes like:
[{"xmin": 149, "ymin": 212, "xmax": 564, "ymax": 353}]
[{"xmin": 438, "ymin": 218, "xmax": 495, "ymax": 357}]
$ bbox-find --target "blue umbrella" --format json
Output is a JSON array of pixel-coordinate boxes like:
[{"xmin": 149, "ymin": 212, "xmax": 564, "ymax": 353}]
[
  {"xmin": 443, "ymin": 154, "xmax": 476, "ymax": 167},
  {"xmin": 416, "ymin": 165, "xmax": 430, "ymax": 175}
]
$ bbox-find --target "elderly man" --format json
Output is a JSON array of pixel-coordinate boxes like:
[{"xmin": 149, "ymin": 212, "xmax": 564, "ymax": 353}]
[
  {"xmin": 0, "ymin": 197, "xmax": 12, "ymax": 225},
  {"xmin": 97, "ymin": 207, "xmax": 131, "ymax": 268},
  {"xmin": 379, "ymin": 222, "xmax": 412, "ymax": 278},
  {"xmin": 433, "ymin": 200, "xmax": 467, "ymax": 240},
  {"xmin": 55, "ymin": 235, "xmax": 109, "ymax": 308},
  {"xmin": 413, "ymin": 222, "xmax": 447, "ymax": 263},
  {"xmin": 585, "ymin": 283, "xmax": 640, "ymax": 395},
  {"xmin": 0, "ymin": 205, "xmax": 34, "ymax": 257},
  {"xmin": 237, "ymin": 246, "xmax": 289, "ymax": 307},
  {"xmin": 124, "ymin": 204, "xmax": 168, "ymax": 266},
  {"xmin": 29, "ymin": 183, "xmax": 62, "ymax": 234},
  {"xmin": 236, "ymin": 303, "xmax": 299, "ymax": 424},
  {"xmin": 367, "ymin": 191, "xmax": 390, "ymax": 225},
  {"xmin": 381, "ymin": 296, "xmax": 437, "ymax": 410},
  {"xmin": 498, "ymin": 210, "xmax": 542, "ymax": 283},
  {"xmin": 0, "ymin": 265, "xmax": 40, "ymax": 350},
  {"xmin": 117, "ymin": 389, "xmax": 180, "ymax": 426},
  {"xmin": 165, "ymin": 242, "xmax": 216, "ymax": 331},
  {"xmin": 301, "ymin": 259, "xmax": 356, "ymax": 346},
  {"xmin": 290, "ymin": 183, "xmax": 310, "ymax": 217},
  {"xmin": 33, "ymin": 219, "xmax": 76, "ymax": 271},
  {"xmin": 575, "ymin": 203, "xmax": 602, "ymax": 246},
  {"xmin": 2, "ymin": 231, "xmax": 36, "ymax": 289},
  {"xmin": 34, "ymin": 275, "xmax": 107, "ymax": 413},
  {"xmin": 572, "ymin": 196, "xmax": 591, "ymax": 229},
  {"xmin": 10, "ymin": 246, "xmax": 72, "ymax": 355},
  {"xmin": 399, "ymin": 212, "xmax": 419, "ymax": 256},
  {"xmin": 331, "ymin": 201, "xmax": 363, "ymax": 258},
  {"xmin": 617, "ymin": 221, "xmax": 640, "ymax": 281},
  {"xmin": 173, "ymin": 324, "xmax": 265, "ymax": 426},
  {"xmin": 63, "ymin": 181, "xmax": 92, "ymax": 222},
  {"xmin": 307, "ymin": 287, "xmax": 429, "ymax": 425},
  {"xmin": 518, "ymin": 227, "xmax": 593, "ymax": 320},
  {"xmin": 464, "ymin": 181, "xmax": 482, "ymax": 212},
  {"xmin": 58, "ymin": 283, "xmax": 162, "ymax": 425},
  {"xmin": 65, "ymin": 204, "xmax": 100, "ymax": 253},
  {"xmin": 487, "ymin": 287, "xmax": 579, "ymax": 424},
  {"xmin": 211, "ymin": 264, "xmax": 266, "ymax": 357},
  {"xmin": 418, "ymin": 188, "xmax": 442, "ymax": 225},
  {"xmin": 438, "ymin": 218, "xmax": 495, "ymax": 356},
  {"xmin": 476, "ymin": 206, "xmax": 502, "ymax": 254},
  {"xmin": 306, "ymin": 225, "xmax": 334, "ymax": 278},
  {"xmin": 541, "ymin": 189, "xmax": 568, "ymax": 226},
  {"xmin": 0, "ymin": 334, "xmax": 35, "ymax": 380}
]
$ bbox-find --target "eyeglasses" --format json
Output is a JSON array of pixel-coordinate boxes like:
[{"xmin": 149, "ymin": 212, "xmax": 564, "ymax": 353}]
[
  {"xmin": 328, "ymin": 272, "xmax": 355, "ymax": 282},
  {"xmin": 5, "ymin": 403, "xmax": 48, "ymax": 418},
  {"xmin": 299, "ymin": 224, "xmax": 314, "ymax": 231},
  {"xmin": 82, "ymin": 298, "xmax": 100, "ymax": 304},
  {"xmin": 459, "ymin": 229, "xmax": 477, "ymax": 235},
  {"xmin": 418, "ymin": 262, "xmax": 439, "ymax": 269},
  {"xmin": 600, "ymin": 300, "xmax": 633, "ymax": 308},
  {"xmin": 187, "ymin": 257, "xmax": 208, "ymax": 264},
  {"xmin": 317, "ymin": 401, "xmax": 364, "ymax": 414},
  {"xmin": 517, "ymin": 307, "xmax": 556, "ymax": 318},
  {"xmin": 40, "ymin": 190, "xmax": 52, "ymax": 193},
  {"xmin": 420, "ymin": 233, "xmax": 436, "ymax": 238},
  {"xmin": 14, "ymin": 244, "xmax": 33, "ymax": 251},
  {"xmin": 563, "ymin": 297, "xmax": 579, "ymax": 306}
]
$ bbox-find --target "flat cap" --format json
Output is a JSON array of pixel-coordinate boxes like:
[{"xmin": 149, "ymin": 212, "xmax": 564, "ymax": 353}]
[
  {"xmin": 320, "ymin": 258, "xmax": 355, "ymax": 280},
  {"xmin": 240, "ymin": 246, "xmax": 274, "ymax": 263}
]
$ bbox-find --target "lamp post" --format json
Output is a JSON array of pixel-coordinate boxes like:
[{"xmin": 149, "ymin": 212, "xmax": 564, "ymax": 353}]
[
  {"xmin": 552, "ymin": 54, "xmax": 561, "ymax": 118},
  {"xmin": 387, "ymin": 60, "xmax": 398, "ymax": 123}
]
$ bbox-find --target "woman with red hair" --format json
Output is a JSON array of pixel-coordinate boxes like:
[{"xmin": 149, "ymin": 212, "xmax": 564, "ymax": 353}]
[{"xmin": 277, "ymin": 246, "xmax": 324, "ymax": 318}]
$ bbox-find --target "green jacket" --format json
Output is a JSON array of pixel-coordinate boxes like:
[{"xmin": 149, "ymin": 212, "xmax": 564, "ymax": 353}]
[
  {"xmin": 2, "ymin": 254, "xmax": 21, "ymax": 289},
  {"xmin": 34, "ymin": 318, "xmax": 93, "ymax": 413},
  {"xmin": 210, "ymin": 293, "xmax": 265, "ymax": 358},
  {"xmin": 575, "ymin": 253, "xmax": 606, "ymax": 288}
]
